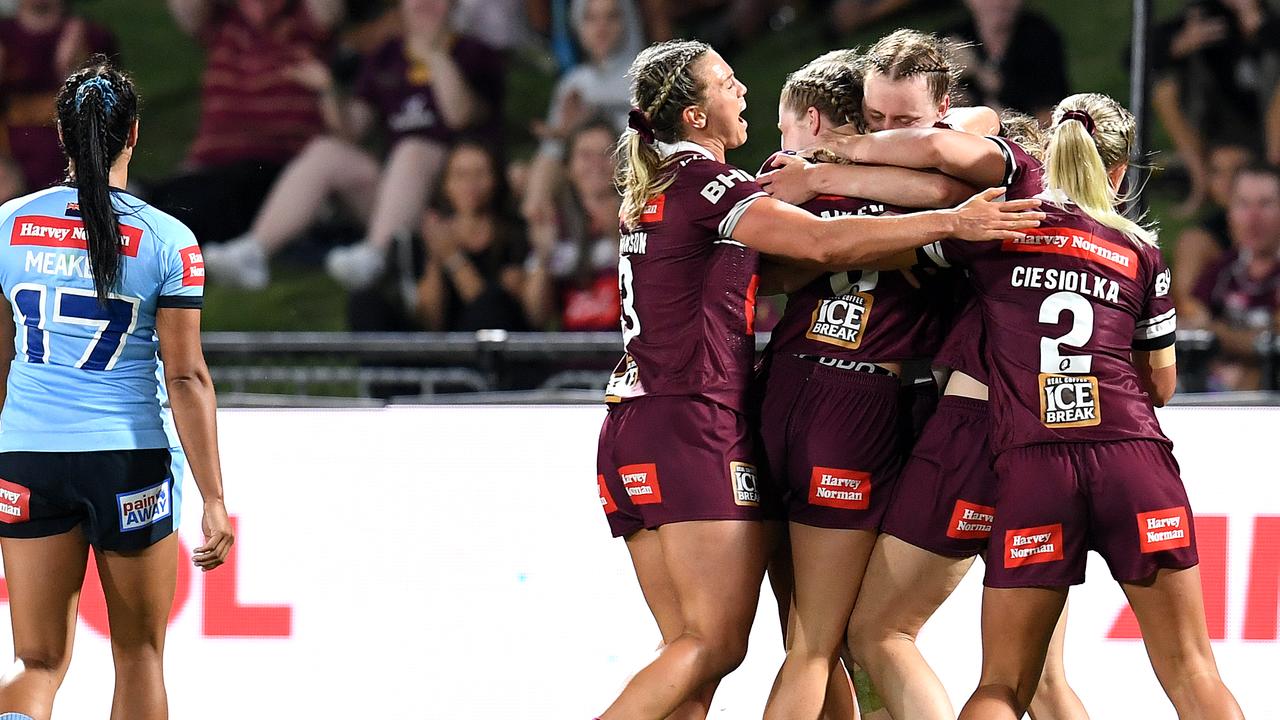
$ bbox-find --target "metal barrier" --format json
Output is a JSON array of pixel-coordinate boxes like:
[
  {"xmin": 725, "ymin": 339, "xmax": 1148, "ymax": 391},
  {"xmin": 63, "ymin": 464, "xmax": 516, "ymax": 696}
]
[{"xmin": 201, "ymin": 329, "xmax": 1280, "ymax": 405}]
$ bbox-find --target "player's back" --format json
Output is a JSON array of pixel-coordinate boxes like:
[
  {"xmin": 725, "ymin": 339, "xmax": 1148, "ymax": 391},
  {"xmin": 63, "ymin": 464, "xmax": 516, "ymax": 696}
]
[
  {"xmin": 926, "ymin": 190, "xmax": 1176, "ymax": 453},
  {"xmin": 605, "ymin": 144, "xmax": 766, "ymax": 413},
  {"xmin": 0, "ymin": 186, "xmax": 204, "ymax": 452}
]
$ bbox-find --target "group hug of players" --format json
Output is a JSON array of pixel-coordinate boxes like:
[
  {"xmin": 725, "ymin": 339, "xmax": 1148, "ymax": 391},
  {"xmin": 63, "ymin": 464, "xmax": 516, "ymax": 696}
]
[{"xmin": 591, "ymin": 29, "xmax": 1246, "ymax": 720}]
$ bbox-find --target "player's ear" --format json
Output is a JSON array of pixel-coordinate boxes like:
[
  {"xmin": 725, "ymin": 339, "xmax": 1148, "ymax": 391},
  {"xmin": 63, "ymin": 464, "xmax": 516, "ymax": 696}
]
[
  {"xmin": 1108, "ymin": 162, "xmax": 1128, "ymax": 192},
  {"xmin": 938, "ymin": 94, "xmax": 951, "ymax": 118},
  {"xmin": 807, "ymin": 106, "xmax": 821, "ymax": 136},
  {"xmin": 127, "ymin": 119, "xmax": 139, "ymax": 149},
  {"xmin": 683, "ymin": 104, "xmax": 708, "ymax": 131}
]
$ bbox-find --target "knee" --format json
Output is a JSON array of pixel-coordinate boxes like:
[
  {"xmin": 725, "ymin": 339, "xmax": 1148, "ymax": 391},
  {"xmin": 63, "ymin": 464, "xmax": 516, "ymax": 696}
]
[
  {"xmin": 109, "ymin": 641, "xmax": 164, "ymax": 674},
  {"xmin": 846, "ymin": 617, "xmax": 907, "ymax": 664},
  {"xmin": 12, "ymin": 649, "xmax": 69, "ymax": 676},
  {"xmin": 686, "ymin": 630, "xmax": 750, "ymax": 678}
]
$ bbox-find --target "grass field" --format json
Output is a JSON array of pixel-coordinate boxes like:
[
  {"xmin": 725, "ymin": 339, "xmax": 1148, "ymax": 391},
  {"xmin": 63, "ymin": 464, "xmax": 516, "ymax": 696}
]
[{"xmin": 81, "ymin": 0, "xmax": 1191, "ymax": 330}]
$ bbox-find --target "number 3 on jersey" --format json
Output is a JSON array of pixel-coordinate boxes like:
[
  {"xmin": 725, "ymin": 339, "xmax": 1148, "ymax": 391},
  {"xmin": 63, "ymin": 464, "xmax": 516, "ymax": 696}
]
[
  {"xmin": 619, "ymin": 256, "xmax": 641, "ymax": 346},
  {"xmin": 12, "ymin": 283, "xmax": 140, "ymax": 371},
  {"xmin": 1039, "ymin": 291, "xmax": 1093, "ymax": 373}
]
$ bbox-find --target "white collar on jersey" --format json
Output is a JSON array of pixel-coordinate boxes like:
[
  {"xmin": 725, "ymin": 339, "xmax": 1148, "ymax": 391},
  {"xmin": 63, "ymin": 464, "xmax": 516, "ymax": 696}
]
[{"xmin": 657, "ymin": 140, "xmax": 716, "ymax": 161}]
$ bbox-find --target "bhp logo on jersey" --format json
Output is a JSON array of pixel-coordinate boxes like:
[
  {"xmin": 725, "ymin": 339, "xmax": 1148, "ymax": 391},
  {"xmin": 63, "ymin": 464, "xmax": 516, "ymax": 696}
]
[
  {"xmin": 180, "ymin": 244, "xmax": 205, "ymax": 287},
  {"xmin": 809, "ymin": 467, "xmax": 871, "ymax": 510},
  {"xmin": 619, "ymin": 463, "xmax": 662, "ymax": 505},
  {"xmin": 807, "ymin": 293, "xmax": 874, "ymax": 349},
  {"xmin": 947, "ymin": 500, "xmax": 995, "ymax": 540},
  {"xmin": 1005, "ymin": 523, "xmax": 1064, "ymax": 567},
  {"xmin": 1039, "ymin": 373, "xmax": 1101, "ymax": 428},
  {"xmin": 0, "ymin": 478, "xmax": 30, "ymax": 523},
  {"xmin": 729, "ymin": 462, "xmax": 760, "ymax": 507},
  {"xmin": 10, "ymin": 215, "xmax": 142, "ymax": 257},
  {"xmin": 597, "ymin": 474, "xmax": 618, "ymax": 514},
  {"xmin": 117, "ymin": 480, "xmax": 172, "ymax": 531},
  {"xmin": 641, "ymin": 195, "xmax": 666, "ymax": 223},
  {"xmin": 1137, "ymin": 506, "xmax": 1191, "ymax": 553}
]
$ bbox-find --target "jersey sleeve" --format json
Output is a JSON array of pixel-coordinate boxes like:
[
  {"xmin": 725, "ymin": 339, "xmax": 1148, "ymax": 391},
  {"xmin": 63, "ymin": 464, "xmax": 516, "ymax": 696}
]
[
  {"xmin": 915, "ymin": 237, "xmax": 1000, "ymax": 270},
  {"xmin": 158, "ymin": 223, "xmax": 204, "ymax": 309},
  {"xmin": 684, "ymin": 159, "xmax": 769, "ymax": 240},
  {"xmin": 1132, "ymin": 247, "xmax": 1176, "ymax": 351}
]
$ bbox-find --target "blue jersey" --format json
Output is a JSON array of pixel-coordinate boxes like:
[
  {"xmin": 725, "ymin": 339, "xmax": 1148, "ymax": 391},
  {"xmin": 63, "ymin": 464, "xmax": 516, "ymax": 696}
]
[{"xmin": 0, "ymin": 187, "xmax": 204, "ymax": 452}]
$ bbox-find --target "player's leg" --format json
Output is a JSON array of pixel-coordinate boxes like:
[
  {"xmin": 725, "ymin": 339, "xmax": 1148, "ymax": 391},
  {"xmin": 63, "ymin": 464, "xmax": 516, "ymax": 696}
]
[
  {"xmin": 1122, "ymin": 567, "xmax": 1242, "ymax": 719},
  {"xmin": 957, "ymin": 586, "xmax": 1068, "ymax": 720},
  {"xmin": 95, "ymin": 533, "xmax": 179, "ymax": 720},
  {"xmin": 846, "ymin": 535, "xmax": 973, "ymax": 720},
  {"xmin": 1027, "ymin": 601, "xmax": 1088, "ymax": 720},
  {"xmin": 0, "ymin": 529, "xmax": 90, "ymax": 720},
  {"xmin": 763, "ymin": 524, "xmax": 876, "ymax": 720},
  {"xmin": 624, "ymin": 529, "xmax": 716, "ymax": 719},
  {"xmin": 599, "ymin": 519, "xmax": 768, "ymax": 720}
]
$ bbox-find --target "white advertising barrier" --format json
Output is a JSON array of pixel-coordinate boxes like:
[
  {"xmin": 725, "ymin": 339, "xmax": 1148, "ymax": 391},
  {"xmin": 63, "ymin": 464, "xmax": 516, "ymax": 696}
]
[{"xmin": 0, "ymin": 406, "xmax": 1274, "ymax": 718}]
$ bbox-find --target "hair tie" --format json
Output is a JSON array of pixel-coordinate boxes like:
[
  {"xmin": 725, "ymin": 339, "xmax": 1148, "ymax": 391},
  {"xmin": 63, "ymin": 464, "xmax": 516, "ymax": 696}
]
[
  {"xmin": 1060, "ymin": 109, "xmax": 1095, "ymax": 136},
  {"xmin": 74, "ymin": 76, "xmax": 117, "ymax": 114},
  {"xmin": 627, "ymin": 107, "xmax": 656, "ymax": 145}
]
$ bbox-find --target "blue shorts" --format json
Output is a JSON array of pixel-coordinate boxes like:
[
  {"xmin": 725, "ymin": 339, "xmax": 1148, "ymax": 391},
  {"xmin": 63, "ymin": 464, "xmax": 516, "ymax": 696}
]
[{"xmin": 0, "ymin": 448, "xmax": 181, "ymax": 551}]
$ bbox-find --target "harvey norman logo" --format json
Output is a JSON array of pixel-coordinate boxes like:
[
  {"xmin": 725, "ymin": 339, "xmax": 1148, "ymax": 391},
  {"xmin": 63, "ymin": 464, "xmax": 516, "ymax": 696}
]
[
  {"xmin": 0, "ymin": 478, "xmax": 30, "ymax": 523},
  {"xmin": 11, "ymin": 215, "xmax": 142, "ymax": 257},
  {"xmin": 1004, "ymin": 523, "xmax": 1064, "ymax": 568},
  {"xmin": 1137, "ymin": 506, "xmax": 1191, "ymax": 553},
  {"xmin": 618, "ymin": 463, "xmax": 662, "ymax": 505},
  {"xmin": 1004, "ymin": 227, "xmax": 1136, "ymax": 279}
]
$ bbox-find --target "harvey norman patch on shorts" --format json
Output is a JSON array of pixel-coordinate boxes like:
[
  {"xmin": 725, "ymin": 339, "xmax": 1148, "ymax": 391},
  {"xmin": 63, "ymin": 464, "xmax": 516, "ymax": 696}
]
[{"xmin": 117, "ymin": 480, "xmax": 172, "ymax": 531}]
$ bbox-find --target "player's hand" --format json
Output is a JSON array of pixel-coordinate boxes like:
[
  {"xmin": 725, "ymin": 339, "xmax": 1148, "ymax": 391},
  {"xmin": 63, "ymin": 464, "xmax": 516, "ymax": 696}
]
[
  {"xmin": 951, "ymin": 187, "xmax": 1043, "ymax": 242},
  {"xmin": 194, "ymin": 499, "xmax": 234, "ymax": 572},
  {"xmin": 758, "ymin": 153, "xmax": 818, "ymax": 205}
]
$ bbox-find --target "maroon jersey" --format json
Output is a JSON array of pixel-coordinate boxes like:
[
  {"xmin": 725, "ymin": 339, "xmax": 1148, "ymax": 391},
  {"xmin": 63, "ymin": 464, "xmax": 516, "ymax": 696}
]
[
  {"xmin": 605, "ymin": 142, "xmax": 768, "ymax": 413},
  {"xmin": 1191, "ymin": 249, "xmax": 1280, "ymax": 331},
  {"xmin": 355, "ymin": 35, "xmax": 505, "ymax": 149},
  {"xmin": 932, "ymin": 136, "xmax": 1045, "ymax": 382},
  {"xmin": 920, "ymin": 191, "xmax": 1177, "ymax": 454},
  {"xmin": 765, "ymin": 193, "xmax": 945, "ymax": 363}
]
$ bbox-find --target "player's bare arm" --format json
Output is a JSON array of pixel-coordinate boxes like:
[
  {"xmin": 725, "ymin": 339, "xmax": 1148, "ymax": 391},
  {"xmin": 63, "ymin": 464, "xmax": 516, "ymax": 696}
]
[
  {"xmin": 815, "ymin": 127, "xmax": 1010, "ymax": 188},
  {"xmin": 759, "ymin": 153, "xmax": 976, "ymax": 207},
  {"xmin": 733, "ymin": 187, "xmax": 1041, "ymax": 270}
]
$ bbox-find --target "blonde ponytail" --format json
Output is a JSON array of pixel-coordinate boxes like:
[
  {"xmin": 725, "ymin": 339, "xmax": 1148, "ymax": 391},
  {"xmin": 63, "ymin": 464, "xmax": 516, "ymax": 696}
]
[
  {"xmin": 617, "ymin": 131, "xmax": 677, "ymax": 228},
  {"xmin": 1045, "ymin": 93, "xmax": 1158, "ymax": 247}
]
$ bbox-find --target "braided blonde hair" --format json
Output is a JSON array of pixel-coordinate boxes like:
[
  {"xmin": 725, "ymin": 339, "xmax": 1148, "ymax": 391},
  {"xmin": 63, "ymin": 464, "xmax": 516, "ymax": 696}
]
[
  {"xmin": 1045, "ymin": 93, "xmax": 1157, "ymax": 247},
  {"xmin": 616, "ymin": 39, "xmax": 711, "ymax": 228},
  {"xmin": 780, "ymin": 50, "xmax": 863, "ymax": 131},
  {"xmin": 862, "ymin": 29, "xmax": 963, "ymax": 106}
]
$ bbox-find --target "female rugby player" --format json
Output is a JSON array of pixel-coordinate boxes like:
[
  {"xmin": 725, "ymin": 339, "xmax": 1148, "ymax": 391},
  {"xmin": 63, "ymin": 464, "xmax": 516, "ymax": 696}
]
[
  {"xmin": 756, "ymin": 51, "xmax": 975, "ymax": 720},
  {"xmin": 911, "ymin": 92, "xmax": 1243, "ymax": 720},
  {"xmin": 593, "ymin": 39, "xmax": 1042, "ymax": 720},
  {"xmin": 760, "ymin": 29, "xmax": 1088, "ymax": 720},
  {"xmin": 0, "ymin": 62, "xmax": 232, "ymax": 720}
]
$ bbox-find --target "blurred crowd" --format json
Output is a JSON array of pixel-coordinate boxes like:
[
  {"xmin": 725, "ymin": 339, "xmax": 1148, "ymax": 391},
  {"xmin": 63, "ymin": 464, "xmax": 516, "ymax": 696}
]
[{"xmin": 0, "ymin": 0, "xmax": 1278, "ymax": 391}]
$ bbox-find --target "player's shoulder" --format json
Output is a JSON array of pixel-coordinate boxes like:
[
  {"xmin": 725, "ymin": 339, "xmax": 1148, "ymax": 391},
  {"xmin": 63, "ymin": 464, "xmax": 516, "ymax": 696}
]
[
  {"xmin": 0, "ymin": 186, "xmax": 75, "ymax": 224},
  {"xmin": 115, "ymin": 192, "xmax": 198, "ymax": 251}
]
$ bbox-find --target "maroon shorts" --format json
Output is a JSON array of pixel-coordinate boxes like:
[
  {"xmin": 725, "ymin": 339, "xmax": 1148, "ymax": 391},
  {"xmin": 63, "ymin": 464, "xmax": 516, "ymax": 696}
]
[
  {"xmin": 984, "ymin": 440, "xmax": 1200, "ymax": 588},
  {"xmin": 596, "ymin": 395, "xmax": 769, "ymax": 538},
  {"xmin": 758, "ymin": 354, "xmax": 902, "ymax": 530},
  {"xmin": 881, "ymin": 396, "xmax": 997, "ymax": 558},
  {"xmin": 898, "ymin": 376, "xmax": 940, "ymax": 458}
]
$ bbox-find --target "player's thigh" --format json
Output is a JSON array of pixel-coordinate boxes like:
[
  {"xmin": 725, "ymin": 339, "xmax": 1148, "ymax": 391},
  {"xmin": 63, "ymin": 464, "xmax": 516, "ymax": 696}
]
[
  {"xmin": 850, "ymin": 534, "xmax": 974, "ymax": 644},
  {"xmin": 625, "ymin": 528, "xmax": 684, "ymax": 644},
  {"xmin": 976, "ymin": 586, "xmax": 1068, "ymax": 687},
  {"xmin": 0, "ymin": 529, "xmax": 90, "ymax": 667},
  {"xmin": 657, "ymin": 519, "xmax": 768, "ymax": 639},
  {"xmin": 94, "ymin": 533, "xmax": 179, "ymax": 651},
  {"xmin": 787, "ymin": 523, "xmax": 877, "ymax": 650},
  {"xmin": 1121, "ymin": 566, "xmax": 1218, "ymax": 677}
]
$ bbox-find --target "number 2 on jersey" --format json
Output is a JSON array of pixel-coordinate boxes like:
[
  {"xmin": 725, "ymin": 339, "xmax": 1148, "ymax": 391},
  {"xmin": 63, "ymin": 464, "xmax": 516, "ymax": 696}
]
[
  {"xmin": 12, "ymin": 283, "xmax": 140, "ymax": 371},
  {"xmin": 1039, "ymin": 291, "xmax": 1093, "ymax": 373}
]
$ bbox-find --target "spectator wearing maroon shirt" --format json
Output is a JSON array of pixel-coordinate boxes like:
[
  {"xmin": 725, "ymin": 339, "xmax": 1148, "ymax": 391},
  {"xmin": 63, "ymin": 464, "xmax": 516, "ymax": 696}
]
[
  {"xmin": 1171, "ymin": 141, "xmax": 1250, "ymax": 311},
  {"xmin": 523, "ymin": 118, "xmax": 621, "ymax": 331},
  {"xmin": 0, "ymin": 0, "xmax": 117, "ymax": 189},
  {"xmin": 1183, "ymin": 165, "xmax": 1280, "ymax": 390},
  {"xmin": 203, "ymin": 0, "xmax": 503, "ymax": 292},
  {"xmin": 946, "ymin": 0, "xmax": 1070, "ymax": 125},
  {"xmin": 150, "ymin": 0, "xmax": 343, "ymax": 246}
]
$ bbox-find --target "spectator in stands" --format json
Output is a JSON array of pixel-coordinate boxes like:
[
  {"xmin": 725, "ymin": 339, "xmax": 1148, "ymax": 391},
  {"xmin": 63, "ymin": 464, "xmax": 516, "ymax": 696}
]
[
  {"xmin": 203, "ymin": 0, "xmax": 504, "ymax": 292},
  {"xmin": 1183, "ymin": 165, "xmax": 1280, "ymax": 391},
  {"xmin": 523, "ymin": 118, "xmax": 619, "ymax": 331},
  {"xmin": 521, "ymin": 0, "xmax": 642, "ymax": 226},
  {"xmin": 946, "ymin": 0, "xmax": 1069, "ymax": 125},
  {"xmin": 0, "ymin": 0, "xmax": 117, "ymax": 189},
  {"xmin": 152, "ymin": 0, "xmax": 343, "ymax": 245},
  {"xmin": 1172, "ymin": 141, "xmax": 1251, "ymax": 310},
  {"xmin": 1151, "ymin": 0, "xmax": 1280, "ymax": 217},
  {"xmin": 415, "ymin": 141, "xmax": 529, "ymax": 331},
  {"xmin": 0, "ymin": 155, "xmax": 24, "ymax": 202},
  {"xmin": 826, "ymin": 0, "xmax": 945, "ymax": 38}
]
